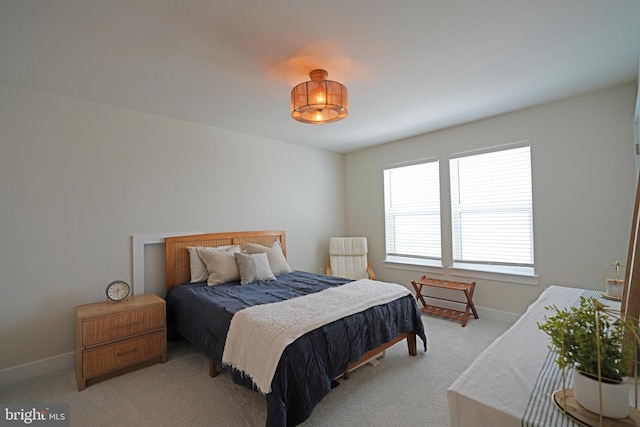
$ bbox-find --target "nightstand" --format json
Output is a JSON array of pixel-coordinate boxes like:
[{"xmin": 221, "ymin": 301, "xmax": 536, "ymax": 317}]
[{"xmin": 75, "ymin": 293, "xmax": 167, "ymax": 391}]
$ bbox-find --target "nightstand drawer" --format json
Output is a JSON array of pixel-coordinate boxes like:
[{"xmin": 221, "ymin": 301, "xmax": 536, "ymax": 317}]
[
  {"xmin": 83, "ymin": 330, "xmax": 165, "ymax": 377},
  {"xmin": 82, "ymin": 304, "xmax": 164, "ymax": 346}
]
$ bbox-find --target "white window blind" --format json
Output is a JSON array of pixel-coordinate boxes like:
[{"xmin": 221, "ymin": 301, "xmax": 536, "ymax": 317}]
[
  {"xmin": 449, "ymin": 144, "xmax": 534, "ymax": 274},
  {"xmin": 383, "ymin": 160, "xmax": 441, "ymax": 264}
]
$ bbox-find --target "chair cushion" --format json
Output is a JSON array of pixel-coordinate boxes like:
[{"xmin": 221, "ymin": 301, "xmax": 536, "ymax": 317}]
[
  {"xmin": 329, "ymin": 237, "xmax": 368, "ymax": 256},
  {"xmin": 329, "ymin": 237, "xmax": 370, "ymax": 280}
]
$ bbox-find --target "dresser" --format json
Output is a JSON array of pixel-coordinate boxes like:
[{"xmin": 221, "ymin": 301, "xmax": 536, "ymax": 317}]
[{"xmin": 75, "ymin": 293, "xmax": 167, "ymax": 390}]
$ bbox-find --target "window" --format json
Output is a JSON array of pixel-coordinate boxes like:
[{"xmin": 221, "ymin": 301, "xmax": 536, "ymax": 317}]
[
  {"xmin": 449, "ymin": 144, "xmax": 534, "ymax": 275},
  {"xmin": 383, "ymin": 160, "xmax": 441, "ymax": 266}
]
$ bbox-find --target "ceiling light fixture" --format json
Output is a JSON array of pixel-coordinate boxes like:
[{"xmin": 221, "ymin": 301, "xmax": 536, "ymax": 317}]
[{"xmin": 291, "ymin": 69, "xmax": 348, "ymax": 124}]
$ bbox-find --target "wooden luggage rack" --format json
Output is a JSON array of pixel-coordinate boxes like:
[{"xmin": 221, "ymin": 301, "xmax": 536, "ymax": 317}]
[{"xmin": 410, "ymin": 276, "xmax": 478, "ymax": 327}]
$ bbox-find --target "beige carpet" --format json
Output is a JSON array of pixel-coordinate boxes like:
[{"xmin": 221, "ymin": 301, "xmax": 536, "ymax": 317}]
[{"xmin": 0, "ymin": 315, "xmax": 510, "ymax": 427}]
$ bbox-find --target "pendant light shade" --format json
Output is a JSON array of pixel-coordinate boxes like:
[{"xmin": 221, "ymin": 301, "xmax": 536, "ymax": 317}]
[{"xmin": 291, "ymin": 69, "xmax": 348, "ymax": 124}]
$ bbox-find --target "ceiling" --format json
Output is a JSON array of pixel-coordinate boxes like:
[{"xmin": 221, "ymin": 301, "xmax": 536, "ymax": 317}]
[{"xmin": 1, "ymin": 1, "xmax": 639, "ymax": 154}]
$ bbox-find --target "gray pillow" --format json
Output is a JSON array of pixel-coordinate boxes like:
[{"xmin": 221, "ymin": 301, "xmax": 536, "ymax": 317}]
[{"xmin": 234, "ymin": 252, "xmax": 276, "ymax": 285}]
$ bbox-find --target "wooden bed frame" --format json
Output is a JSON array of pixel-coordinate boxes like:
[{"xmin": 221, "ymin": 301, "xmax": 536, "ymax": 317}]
[{"xmin": 164, "ymin": 230, "xmax": 417, "ymax": 379}]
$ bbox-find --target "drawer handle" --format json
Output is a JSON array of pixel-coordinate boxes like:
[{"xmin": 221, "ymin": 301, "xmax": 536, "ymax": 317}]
[
  {"xmin": 116, "ymin": 348, "xmax": 138, "ymax": 356},
  {"xmin": 115, "ymin": 322, "xmax": 139, "ymax": 329}
]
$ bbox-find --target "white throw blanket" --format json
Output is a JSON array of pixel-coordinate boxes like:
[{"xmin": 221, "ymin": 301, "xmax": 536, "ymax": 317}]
[{"xmin": 221, "ymin": 279, "xmax": 411, "ymax": 394}]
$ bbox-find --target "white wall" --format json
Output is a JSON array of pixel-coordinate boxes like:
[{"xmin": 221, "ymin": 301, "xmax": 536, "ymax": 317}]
[
  {"xmin": 345, "ymin": 83, "xmax": 638, "ymax": 317},
  {"xmin": 0, "ymin": 84, "xmax": 346, "ymax": 379},
  {"xmin": 1, "ymin": 82, "xmax": 637, "ymax": 385}
]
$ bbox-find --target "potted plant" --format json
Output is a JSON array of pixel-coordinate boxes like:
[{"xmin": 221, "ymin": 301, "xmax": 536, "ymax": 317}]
[{"xmin": 538, "ymin": 296, "xmax": 637, "ymax": 418}]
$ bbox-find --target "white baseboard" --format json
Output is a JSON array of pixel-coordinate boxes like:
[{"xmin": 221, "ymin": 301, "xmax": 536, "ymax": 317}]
[
  {"xmin": 422, "ymin": 297, "xmax": 520, "ymax": 325},
  {"xmin": 0, "ymin": 352, "xmax": 74, "ymax": 388},
  {"xmin": 476, "ymin": 306, "xmax": 520, "ymax": 325}
]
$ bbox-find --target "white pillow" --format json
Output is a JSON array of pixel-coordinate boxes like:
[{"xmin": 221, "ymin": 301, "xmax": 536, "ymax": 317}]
[
  {"xmin": 234, "ymin": 252, "xmax": 276, "ymax": 285},
  {"xmin": 187, "ymin": 245, "xmax": 236, "ymax": 282},
  {"xmin": 243, "ymin": 240, "xmax": 293, "ymax": 275},
  {"xmin": 197, "ymin": 245, "xmax": 241, "ymax": 285}
]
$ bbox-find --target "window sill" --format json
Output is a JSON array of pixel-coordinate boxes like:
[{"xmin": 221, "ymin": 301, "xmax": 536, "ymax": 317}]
[
  {"xmin": 383, "ymin": 259, "xmax": 538, "ymax": 286},
  {"xmin": 383, "ymin": 259, "xmax": 444, "ymax": 275},
  {"xmin": 449, "ymin": 264, "xmax": 538, "ymax": 286}
]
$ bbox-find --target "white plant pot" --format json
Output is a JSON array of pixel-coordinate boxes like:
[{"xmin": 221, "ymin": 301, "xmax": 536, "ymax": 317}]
[{"xmin": 573, "ymin": 369, "xmax": 630, "ymax": 419}]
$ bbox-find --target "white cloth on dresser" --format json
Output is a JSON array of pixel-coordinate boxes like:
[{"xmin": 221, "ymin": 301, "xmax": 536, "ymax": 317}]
[
  {"xmin": 222, "ymin": 278, "xmax": 410, "ymax": 394},
  {"xmin": 447, "ymin": 286, "xmax": 621, "ymax": 427}
]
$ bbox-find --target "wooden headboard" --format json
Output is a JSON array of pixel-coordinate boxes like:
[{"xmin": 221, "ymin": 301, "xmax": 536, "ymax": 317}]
[{"xmin": 165, "ymin": 230, "xmax": 286, "ymax": 291}]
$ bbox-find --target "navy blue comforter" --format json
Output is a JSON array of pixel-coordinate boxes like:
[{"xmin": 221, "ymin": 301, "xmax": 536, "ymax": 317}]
[{"xmin": 165, "ymin": 271, "xmax": 426, "ymax": 426}]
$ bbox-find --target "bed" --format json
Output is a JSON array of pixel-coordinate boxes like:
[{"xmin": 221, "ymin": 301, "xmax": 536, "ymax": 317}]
[
  {"xmin": 446, "ymin": 285, "xmax": 623, "ymax": 427},
  {"xmin": 164, "ymin": 230, "xmax": 427, "ymax": 427}
]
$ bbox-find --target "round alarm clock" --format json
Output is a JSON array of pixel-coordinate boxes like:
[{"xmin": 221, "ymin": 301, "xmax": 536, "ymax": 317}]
[{"xmin": 106, "ymin": 280, "xmax": 130, "ymax": 302}]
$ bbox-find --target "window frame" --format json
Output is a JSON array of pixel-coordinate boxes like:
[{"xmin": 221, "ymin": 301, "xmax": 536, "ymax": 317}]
[
  {"xmin": 448, "ymin": 142, "xmax": 536, "ymax": 278},
  {"xmin": 380, "ymin": 142, "xmax": 538, "ymax": 285},
  {"xmin": 383, "ymin": 158, "xmax": 443, "ymax": 269}
]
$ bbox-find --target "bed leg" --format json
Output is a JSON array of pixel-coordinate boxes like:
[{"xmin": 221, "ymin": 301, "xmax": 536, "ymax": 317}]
[
  {"xmin": 209, "ymin": 360, "xmax": 219, "ymax": 377},
  {"xmin": 407, "ymin": 332, "xmax": 417, "ymax": 356}
]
